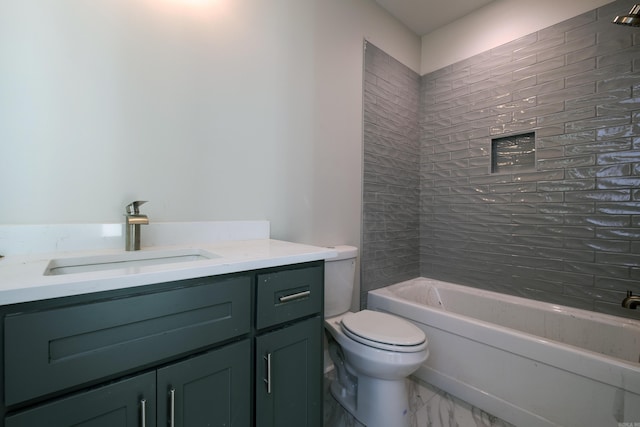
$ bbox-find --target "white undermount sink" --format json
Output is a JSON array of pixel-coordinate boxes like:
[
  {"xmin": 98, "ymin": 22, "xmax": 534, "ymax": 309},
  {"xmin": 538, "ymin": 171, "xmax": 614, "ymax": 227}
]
[{"xmin": 44, "ymin": 248, "xmax": 220, "ymax": 276}]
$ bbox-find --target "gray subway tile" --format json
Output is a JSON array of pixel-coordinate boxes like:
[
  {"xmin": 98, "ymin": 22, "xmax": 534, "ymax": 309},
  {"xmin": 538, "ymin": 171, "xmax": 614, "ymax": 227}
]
[
  {"xmin": 565, "ymin": 214, "xmax": 631, "ymax": 227},
  {"xmin": 597, "ymin": 148, "xmax": 640, "ymax": 164},
  {"xmin": 565, "ymin": 163, "xmax": 631, "ymax": 179},
  {"xmin": 513, "ymin": 102, "xmax": 565, "ymax": 121},
  {"xmin": 536, "ymin": 225, "xmax": 595, "ymax": 238},
  {"xmin": 596, "ymin": 227, "xmax": 640, "ymax": 240},
  {"xmin": 598, "ymin": 45, "xmax": 640, "ymax": 68},
  {"xmin": 490, "ymin": 118, "xmax": 537, "ymax": 136},
  {"xmin": 565, "ymin": 87, "xmax": 631, "ymax": 110},
  {"xmin": 512, "ymin": 55, "xmax": 565, "ymax": 81},
  {"xmin": 597, "ymin": 176, "xmax": 640, "ymax": 189},
  {"xmin": 565, "ymin": 139, "xmax": 632, "ymax": 156},
  {"xmin": 536, "ymin": 145, "xmax": 568, "ymax": 160},
  {"xmin": 597, "ymin": 72, "xmax": 640, "ymax": 93},
  {"xmin": 537, "ymin": 130, "xmax": 595, "ymax": 148},
  {"xmin": 514, "ymin": 79, "xmax": 565, "ymax": 100},
  {"xmin": 596, "ymin": 252, "xmax": 640, "ymax": 267},
  {"xmin": 535, "ymin": 125, "xmax": 568, "ymax": 137},
  {"xmin": 537, "ymin": 203, "xmax": 594, "ymax": 214},
  {"xmin": 537, "ymin": 179, "xmax": 595, "ymax": 192},
  {"xmin": 564, "ymin": 238, "xmax": 630, "ymax": 253},
  {"xmin": 538, "ymin": 58, "xmax": 596, "ymax": 84},
  {"xmin": 537, "ymin": 83, "xmax": 596, "ymax": 106},
  {"xmin": 565, "ymin": 189, "xmax": 630, "ymax": 202},
  {"xmin": 538, "ymin": 155, "xmax": 596, "ymax": 170},
  {"xmin": 537, "ymin": 107, "xmax": 596, "ymax": 126},
  {"xmin": 596, "ymin": 202, "xmax": 640, "ymax": 214},
  {"xmin": 513, "ymin": 170, "xmax": 565, "ymax": 182},
  {"xmin": 567, "ymin": 63, "xmax": 632, "ymax": 89}
]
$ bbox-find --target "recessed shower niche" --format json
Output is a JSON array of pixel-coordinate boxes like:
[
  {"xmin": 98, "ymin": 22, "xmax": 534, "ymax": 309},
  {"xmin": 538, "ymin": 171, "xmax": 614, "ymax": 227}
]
[{"xmin": 491, "ymin": 132, "xmax": 536, "ymax": 173}]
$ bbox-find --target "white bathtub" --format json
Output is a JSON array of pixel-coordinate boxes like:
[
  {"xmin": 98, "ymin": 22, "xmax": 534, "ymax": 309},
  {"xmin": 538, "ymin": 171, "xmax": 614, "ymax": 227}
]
[{"xmin": 368, "ymin": 277, "xmax": 640, "ymax": 427}]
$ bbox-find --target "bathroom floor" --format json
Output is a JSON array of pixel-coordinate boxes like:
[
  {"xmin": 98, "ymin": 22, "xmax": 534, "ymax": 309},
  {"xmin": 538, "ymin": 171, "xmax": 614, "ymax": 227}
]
[
  {"xmin": 323, "ymin": 370, "xmax": 363, "ymax": 427},
  {"xmin": 323, "ymin": 371, "xmax": 513, "ymax": 427}
]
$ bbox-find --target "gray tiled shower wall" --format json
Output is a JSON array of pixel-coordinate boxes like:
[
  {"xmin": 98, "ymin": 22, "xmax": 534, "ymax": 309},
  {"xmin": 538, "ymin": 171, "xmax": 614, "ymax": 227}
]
[
  {"xmin": 361, "ymin": 42, "xmax": 421, "ymax": 309},
  {"xmin": 362, "ymin": 0, "xmax": 640, "ymax": 319}
]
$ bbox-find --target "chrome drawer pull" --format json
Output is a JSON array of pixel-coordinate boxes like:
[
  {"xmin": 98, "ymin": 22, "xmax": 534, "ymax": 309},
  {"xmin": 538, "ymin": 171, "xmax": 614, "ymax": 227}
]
[
  {"xmin": 140, "ymin": 398, "xmax": 146, "ymax": 427},
  {"xmin": 279, "ymin": 290, "xmax": 310, "ymax": 303},
  {"xmin": 264, "ymin": 353, "xmax": 272, "ymax": 394},
  {"xmin": 169, "ymin": 388, "xmax": 176, "ymax": 427}
]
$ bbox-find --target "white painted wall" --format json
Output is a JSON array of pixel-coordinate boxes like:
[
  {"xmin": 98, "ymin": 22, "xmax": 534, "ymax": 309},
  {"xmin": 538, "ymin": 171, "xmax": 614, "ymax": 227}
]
[
  {"xmin": 0, "ymin": 0, "xmax": 420, "ymax": 251},
  {"xmin": 421, "ymin": 0, "xmax": 616, "ymax": 75}
]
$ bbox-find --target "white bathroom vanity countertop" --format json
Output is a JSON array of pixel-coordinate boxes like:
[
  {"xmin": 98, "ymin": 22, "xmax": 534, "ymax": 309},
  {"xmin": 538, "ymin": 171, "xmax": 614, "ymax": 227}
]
[{"xmin": 0, "ymin": 222, "xmax": 337, "ymax": 305}]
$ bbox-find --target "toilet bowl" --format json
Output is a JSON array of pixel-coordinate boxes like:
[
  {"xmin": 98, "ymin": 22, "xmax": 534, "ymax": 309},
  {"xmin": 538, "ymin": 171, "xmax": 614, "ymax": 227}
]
[
  {"xmin": 323, "ymin": 246, "xmax": 429, "ymax": 427},
  {"xmin": 325, "ymin": 310, "xmax": 428, "ymax": 427}
]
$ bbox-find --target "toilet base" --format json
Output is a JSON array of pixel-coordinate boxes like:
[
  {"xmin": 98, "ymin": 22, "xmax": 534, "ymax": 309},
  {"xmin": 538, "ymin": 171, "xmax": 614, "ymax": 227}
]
[
  {"xmin": 329, "ymin": 377, "xmax": 357, "ymax": 418},
  {"xmin": 329, "ymin": 375, "xmax": 411, "ymax": 427}
]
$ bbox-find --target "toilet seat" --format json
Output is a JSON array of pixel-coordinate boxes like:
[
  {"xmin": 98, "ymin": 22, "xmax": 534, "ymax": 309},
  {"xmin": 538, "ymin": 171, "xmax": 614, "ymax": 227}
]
[{"xmin": 340, "ymin": 310, "xmax": 427, "ymax": 352}]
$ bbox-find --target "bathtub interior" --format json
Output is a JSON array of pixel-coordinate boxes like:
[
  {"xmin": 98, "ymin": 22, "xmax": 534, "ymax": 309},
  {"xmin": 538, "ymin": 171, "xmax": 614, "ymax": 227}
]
[{"xmin": 384, "ymin": 278, "xmax": 640, "ymax": 364}]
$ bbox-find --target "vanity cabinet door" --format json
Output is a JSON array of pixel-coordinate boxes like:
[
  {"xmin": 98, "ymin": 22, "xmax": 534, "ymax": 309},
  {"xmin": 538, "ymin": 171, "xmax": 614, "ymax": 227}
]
[
  {"xmin": 4, "ymin": 371, "xmax": 156, "ymax": 427},
  {"xmin": 255, "ymin": 316, "xmax": 322, "ymax": 427},
  {"xmin": 157, "ymin": 339, "xmax": 251, "ymax": 427}
]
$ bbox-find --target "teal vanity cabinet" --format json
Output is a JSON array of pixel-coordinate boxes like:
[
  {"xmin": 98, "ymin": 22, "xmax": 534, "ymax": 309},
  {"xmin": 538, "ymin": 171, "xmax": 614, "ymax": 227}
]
[
  {"xmin": 1, "ymin": 273, "xmax": 252, "ymax": 427},
  {"xmin": 254, "ymin": 264, "xmax": 323, "ymax": 427},
  {"xmin": 0, "ymin": 260, "xmax": 324, "ymax": 427}
]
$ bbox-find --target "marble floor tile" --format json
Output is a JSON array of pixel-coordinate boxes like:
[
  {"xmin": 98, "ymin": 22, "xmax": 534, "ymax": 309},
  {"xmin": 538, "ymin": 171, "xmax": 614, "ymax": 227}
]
[{"xmin": 323, "ymin": 370, "xmax": 513, "ymax": 427}]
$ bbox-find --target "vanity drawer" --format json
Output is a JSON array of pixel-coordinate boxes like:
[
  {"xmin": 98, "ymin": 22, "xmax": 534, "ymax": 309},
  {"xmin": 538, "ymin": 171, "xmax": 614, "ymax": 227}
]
[
  {"xmin": 4, "ymin": 274, "xmax": 251, "ymax": 406},
  {"xmin": 256, "ymin": 263, "xmax": 323, "ymax": 330}
]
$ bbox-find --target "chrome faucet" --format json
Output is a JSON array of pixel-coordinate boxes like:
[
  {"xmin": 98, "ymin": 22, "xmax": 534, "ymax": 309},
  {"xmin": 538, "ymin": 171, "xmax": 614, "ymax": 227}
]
[
  {"xmin": 125, "ymin": 201, "xmax": 149, "ymax": 251},
  {"xmin": 621, "ymin": 291, "xmax": 640, "ymax": 310}
]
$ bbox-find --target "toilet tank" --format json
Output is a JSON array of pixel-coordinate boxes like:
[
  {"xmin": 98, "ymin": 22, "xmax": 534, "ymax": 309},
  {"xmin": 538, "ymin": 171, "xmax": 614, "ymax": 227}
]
[{"xmin": 324, "ymin": 245, "xmax": 358, "ymax": 318}]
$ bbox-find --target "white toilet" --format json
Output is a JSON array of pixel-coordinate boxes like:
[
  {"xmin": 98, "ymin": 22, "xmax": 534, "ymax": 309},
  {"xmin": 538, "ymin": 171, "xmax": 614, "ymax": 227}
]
[{"xmin": 324, "ymin": 246, "xmax": 429, "ymax": 427}]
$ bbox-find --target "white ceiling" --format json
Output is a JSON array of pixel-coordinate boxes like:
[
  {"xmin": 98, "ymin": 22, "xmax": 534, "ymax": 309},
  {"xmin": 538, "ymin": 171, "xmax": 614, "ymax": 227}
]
[{"xmin": 374, "ymin": 0, "xmax": 497, "ymax": 36}]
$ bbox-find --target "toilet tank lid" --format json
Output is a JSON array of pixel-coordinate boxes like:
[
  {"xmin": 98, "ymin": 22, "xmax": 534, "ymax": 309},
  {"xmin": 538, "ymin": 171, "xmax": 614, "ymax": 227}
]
[{"xmin": 327, "ymin": 245, "xmax": 358, "ymax": 261}]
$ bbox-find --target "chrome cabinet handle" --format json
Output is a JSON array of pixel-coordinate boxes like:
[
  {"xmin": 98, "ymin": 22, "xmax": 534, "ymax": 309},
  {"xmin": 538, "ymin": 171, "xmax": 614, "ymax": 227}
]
[
  {"xmin": 264, "ymin": 353, "xmax": 272, "ymax": 394},
  {"xmin": 279, "ymin": 290, "xmax": 310, "ymax": 303},
  {"xmin": 140, "ymin": 398, "xmax": 146, "ymax": 427},
  {"xmin": 169, "ymin": 388, "xmax": 176, "ymax": 427}
]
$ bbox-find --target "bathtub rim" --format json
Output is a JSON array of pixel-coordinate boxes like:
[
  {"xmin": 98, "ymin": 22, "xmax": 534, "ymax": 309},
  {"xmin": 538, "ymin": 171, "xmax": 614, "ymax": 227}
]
[{"xmin": 382, "ymin": 277, "xmax": 640, "ymax": 331}]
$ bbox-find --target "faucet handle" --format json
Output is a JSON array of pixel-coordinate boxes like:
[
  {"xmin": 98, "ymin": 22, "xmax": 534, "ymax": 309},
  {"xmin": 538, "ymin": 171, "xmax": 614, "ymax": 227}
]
[{"xmin": 126, "ymin": 200, "xmax": 147, "ymax": 215}]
